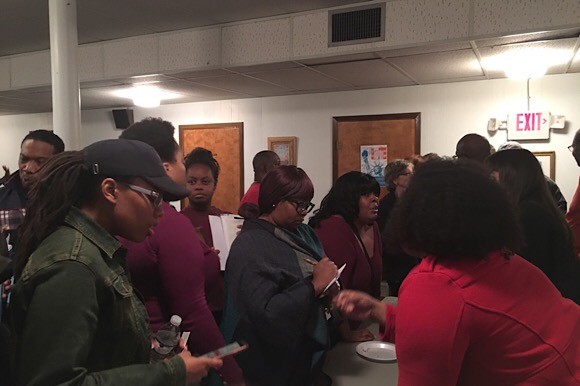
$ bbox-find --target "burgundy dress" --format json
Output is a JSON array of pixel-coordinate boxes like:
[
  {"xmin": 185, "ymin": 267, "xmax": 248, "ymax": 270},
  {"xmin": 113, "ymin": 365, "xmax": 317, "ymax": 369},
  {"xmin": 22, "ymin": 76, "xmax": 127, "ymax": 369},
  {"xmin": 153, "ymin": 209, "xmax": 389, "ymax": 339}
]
[
  {"xmin": 120, "ymin": 202, "xmax": 243, "ymax": 383},
  {"xmin": 180, "ymin": 206, "xmax": 229, "ymax": 315},
  {"xmin": 314, "ymin": 215, "xmax": 382, "ymax": 298}
]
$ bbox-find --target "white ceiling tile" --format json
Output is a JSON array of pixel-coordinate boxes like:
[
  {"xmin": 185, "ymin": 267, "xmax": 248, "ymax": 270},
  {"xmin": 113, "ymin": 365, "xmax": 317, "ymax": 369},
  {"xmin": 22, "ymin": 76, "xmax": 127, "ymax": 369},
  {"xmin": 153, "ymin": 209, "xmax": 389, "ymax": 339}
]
[
  {"xmin": 10, "ymin": 52, "xmax": 51, "ymax": 88},
  {"xmin": 298, "ymin": 53, "xmax": 378, "ymax": 66},
  {"xmin": 376, "ymin": 42, "xmax": 472, "ymax": 58},
  {"xmin": 188, "ymin": 74, "xmax": 291, "ymax": 96},
  {"xmin": 79, "ymin": 44, "xmax": 104, "ymax": 81},
  {"xmin": 116, "ymin": 75, "xmax": 175, "ymax": 85},
  {"xmin": 167, "ymin": 69, "xmax": 235, "ymax": 80},
  {"xmin": 386, "ymin": 50, "xmax": 483, "ymax": 83},
  {"xmin": 475, "ymin": 28, "xmax": 580, "ymax": 48},
  {"xmin": 248, "ymin": 67, "xmax": 349, "ymax": 91},
  {"xmin": 0, "ymin": 59, "xmax": 10, "ymax": 89},
  {"xmin": 473, "ymin": 0, "xmax": 580, "ymax": 37},
  {"xmin": 154, "ymin": 80, "xmax": 249, "ymax": 100},
  {"xmin": 103, "ymin": 37, "xmax": 159, "ymax": 77},
  {"xmin": 312, "ymin": 59, "xmax": 415, "ymax": 87},
  {"xmin": 226, "ymin": 61, "xmax": 302, "ymax": 74},
  {"xmin": 478, "ymin": 39, "xmax": 578, "ymax": 78}
]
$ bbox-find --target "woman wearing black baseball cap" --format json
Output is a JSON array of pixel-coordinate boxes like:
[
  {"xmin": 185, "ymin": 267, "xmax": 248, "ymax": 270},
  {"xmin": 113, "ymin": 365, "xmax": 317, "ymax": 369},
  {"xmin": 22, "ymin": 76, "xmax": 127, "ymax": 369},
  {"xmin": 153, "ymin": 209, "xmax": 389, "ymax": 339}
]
[{"xmin": 10, "ymin": 139, "xmax": 222, "ymax": 385}]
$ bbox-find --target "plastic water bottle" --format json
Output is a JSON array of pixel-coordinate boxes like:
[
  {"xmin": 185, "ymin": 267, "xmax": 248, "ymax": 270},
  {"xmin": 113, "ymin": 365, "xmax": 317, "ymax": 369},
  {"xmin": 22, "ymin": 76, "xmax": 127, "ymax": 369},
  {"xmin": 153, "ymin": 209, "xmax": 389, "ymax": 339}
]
[{"xmin": 152, "ymin": 315, "xmax": 182, "ymax": 360}]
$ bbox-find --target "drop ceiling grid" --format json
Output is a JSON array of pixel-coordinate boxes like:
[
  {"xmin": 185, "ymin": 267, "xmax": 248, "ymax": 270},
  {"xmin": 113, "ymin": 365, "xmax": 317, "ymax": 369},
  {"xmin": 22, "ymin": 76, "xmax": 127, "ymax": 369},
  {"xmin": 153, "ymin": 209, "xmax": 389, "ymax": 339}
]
[
  {"xmin": 385, "ymin": 49, "xmax": 484, "ymax": 84},
  {"xmin": 311, "ymin": 59, "xmax": 416, "ymax": 87}
]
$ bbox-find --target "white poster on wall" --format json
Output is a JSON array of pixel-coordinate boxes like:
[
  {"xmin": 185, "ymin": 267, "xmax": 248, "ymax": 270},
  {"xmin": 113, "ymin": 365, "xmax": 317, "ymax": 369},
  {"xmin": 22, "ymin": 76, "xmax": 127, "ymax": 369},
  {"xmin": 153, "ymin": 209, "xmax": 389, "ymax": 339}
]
[{"xmin": 360, "ymin": 145, "xmax": 388, "ymax": 187}]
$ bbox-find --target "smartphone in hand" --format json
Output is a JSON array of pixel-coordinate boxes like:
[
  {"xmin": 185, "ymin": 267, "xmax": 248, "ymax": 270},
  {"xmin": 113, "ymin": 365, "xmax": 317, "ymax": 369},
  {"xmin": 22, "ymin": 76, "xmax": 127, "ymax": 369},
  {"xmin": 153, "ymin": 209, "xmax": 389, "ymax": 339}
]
[{"xmin": 202, "ymin": 341, "xmax": 248, "ymax": 359}]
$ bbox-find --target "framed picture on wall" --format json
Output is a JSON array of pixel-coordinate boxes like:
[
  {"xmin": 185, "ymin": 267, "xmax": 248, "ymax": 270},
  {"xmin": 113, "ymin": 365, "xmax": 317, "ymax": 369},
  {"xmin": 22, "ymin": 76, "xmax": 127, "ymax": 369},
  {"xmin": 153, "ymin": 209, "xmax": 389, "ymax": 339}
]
[
  {"xmin": 268, "ymin": 136, "xmax": 297, "ymax": 166},
  {"xmin": 532, "ymin": 151, "xmax": 555, "ymax": 180}
]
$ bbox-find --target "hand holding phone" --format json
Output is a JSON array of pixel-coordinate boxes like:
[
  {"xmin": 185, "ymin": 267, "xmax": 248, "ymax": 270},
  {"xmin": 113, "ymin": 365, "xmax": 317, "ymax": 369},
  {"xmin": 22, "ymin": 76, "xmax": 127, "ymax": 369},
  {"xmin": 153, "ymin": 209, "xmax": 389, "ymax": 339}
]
[{"xmin": 202, "ymin": 341, "xmax": 248, "ymax": 359}]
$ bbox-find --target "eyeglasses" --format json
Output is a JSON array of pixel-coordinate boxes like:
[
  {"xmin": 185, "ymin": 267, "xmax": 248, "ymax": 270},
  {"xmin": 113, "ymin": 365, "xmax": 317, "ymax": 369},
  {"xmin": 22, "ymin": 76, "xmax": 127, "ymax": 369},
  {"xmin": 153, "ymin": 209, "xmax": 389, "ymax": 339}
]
[
  {"xmin": 121, "ymin": 182, "xmax": 163, "ymax": 208},
  {"xmin": 569, "ymin": 145, "xmax": 574, "ymax": 153},
  {"xmin": 287, "ymin": 199, "xmax": 315, "ymax": 214}
]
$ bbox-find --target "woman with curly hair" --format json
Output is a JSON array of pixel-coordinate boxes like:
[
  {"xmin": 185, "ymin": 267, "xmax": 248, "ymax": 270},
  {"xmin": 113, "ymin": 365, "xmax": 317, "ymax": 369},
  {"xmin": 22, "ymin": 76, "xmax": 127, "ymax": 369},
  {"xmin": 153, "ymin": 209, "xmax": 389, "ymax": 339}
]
[
  {"xmin": 334, "ymin": 159, "xmax": 580, "ymax": 386},
  {"xmin": 309, "ymin": 171, "xmax": 382, "ymax": 342},
  {"xmin": 377, "ymin": 159, "xmax": 420, "ymax": 295},
  {"xmin": 486, "ymin": 148, "xmax": 580, "ymax": 303}
]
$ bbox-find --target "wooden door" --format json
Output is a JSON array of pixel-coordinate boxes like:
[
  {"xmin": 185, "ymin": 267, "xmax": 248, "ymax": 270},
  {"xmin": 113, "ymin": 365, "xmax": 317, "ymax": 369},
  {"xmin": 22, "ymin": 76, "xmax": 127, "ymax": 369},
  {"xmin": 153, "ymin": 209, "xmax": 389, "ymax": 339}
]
[
  {"xmin": 333, "ymin": 113, "xmax": 420, "ymax": 197},
  {"xmin": 179, "ymin": 122, "xmax": 243, "ymax": 213}
]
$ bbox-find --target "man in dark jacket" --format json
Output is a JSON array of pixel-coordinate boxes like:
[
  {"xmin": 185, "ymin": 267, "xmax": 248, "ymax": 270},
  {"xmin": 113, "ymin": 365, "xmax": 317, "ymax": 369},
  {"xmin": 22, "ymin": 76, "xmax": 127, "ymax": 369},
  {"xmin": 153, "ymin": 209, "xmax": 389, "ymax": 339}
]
[
  {"xmin": 0, "ymin": 129, "xmax": 63, "ymax": 386},
  {"xmin": 0, "ymin": 130, "xmax": 65, "ymax": 257}
]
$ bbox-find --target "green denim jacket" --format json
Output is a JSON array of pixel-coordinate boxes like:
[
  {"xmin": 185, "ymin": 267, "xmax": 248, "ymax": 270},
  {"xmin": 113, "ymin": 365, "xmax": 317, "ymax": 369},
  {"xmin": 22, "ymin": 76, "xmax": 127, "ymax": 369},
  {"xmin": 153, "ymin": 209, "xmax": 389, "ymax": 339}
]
[{"xmin": 10, "ymin": 207, "xmax": 186, "ymax": 385}]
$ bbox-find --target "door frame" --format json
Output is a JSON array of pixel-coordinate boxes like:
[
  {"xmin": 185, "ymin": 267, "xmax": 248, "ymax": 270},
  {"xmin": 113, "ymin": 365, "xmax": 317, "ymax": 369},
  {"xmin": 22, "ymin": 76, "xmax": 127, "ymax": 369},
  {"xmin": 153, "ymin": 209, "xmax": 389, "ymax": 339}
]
[{"xmin": 332, "ymin": 113, "xmax": 421, "ymax": 181}]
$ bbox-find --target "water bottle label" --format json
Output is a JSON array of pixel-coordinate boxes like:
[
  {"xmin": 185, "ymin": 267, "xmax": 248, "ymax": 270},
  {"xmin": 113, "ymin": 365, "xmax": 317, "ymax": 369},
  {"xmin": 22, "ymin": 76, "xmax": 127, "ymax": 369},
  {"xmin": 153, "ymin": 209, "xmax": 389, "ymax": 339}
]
[{"xmin": 154, "ymin": 340, "xmax": 174, "ymax": 355}]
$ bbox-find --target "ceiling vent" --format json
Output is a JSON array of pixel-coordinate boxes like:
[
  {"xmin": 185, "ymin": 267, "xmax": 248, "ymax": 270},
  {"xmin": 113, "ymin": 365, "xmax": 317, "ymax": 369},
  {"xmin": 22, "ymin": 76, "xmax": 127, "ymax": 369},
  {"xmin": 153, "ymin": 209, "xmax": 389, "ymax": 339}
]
[{"xmin": 329, "ymin": 3, "xmax": 385, "ymax": 47}]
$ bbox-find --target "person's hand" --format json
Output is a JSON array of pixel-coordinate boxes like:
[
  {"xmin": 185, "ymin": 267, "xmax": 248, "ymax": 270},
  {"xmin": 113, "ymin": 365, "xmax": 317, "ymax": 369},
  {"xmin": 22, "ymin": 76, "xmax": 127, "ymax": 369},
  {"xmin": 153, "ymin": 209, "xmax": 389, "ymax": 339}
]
[
  {"xmin": 1, "ymin": 279, "xmax": 13, "ymax": 300},
  {"xmin": 210, "ymin": 247, "xmax": 221, "ymax": 256},
  {"xmin": 333, "ymin": 290, "xmax": 385, "ymax": 325},
  {"xmin": 311, "ymin": 257, "xmax": 337, "ymax": 296},
  {"xmin": 178, "ymin": 349, "xmax": 223, "ymax": 385},
  {"xmin": 340, "ymin": 327, "xmax": 375, "ymax": 342}
]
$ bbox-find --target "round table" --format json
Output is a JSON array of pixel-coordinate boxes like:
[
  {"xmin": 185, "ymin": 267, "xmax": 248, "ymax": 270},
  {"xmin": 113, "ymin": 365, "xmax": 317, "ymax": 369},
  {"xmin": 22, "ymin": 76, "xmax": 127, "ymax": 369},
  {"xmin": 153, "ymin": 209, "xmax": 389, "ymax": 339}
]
[{"xmin": 323, "ymin": 297, "xmax": 398, "ymax": 386}]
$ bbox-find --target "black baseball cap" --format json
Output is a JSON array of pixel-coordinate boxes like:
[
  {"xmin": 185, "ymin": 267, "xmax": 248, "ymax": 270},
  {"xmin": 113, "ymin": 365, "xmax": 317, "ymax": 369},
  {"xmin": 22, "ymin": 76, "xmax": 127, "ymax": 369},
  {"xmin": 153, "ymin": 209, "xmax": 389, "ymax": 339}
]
[{"xmin": 83, "ymin": 139, "xmax": 189, "ymax": 200}]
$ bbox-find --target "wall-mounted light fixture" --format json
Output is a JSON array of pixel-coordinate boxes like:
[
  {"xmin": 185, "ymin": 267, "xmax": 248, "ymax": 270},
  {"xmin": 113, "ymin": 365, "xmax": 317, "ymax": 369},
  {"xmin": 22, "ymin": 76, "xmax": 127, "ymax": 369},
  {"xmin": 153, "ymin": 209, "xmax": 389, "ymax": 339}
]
[{"xmin": 114, "ymin": 85, "xmax": 179, "ymax": 108}]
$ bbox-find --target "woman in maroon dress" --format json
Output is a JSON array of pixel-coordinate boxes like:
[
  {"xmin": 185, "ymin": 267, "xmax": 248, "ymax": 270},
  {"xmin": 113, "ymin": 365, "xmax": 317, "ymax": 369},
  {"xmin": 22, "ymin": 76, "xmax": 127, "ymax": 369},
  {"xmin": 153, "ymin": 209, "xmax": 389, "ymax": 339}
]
[{"xmin": 309, "ymin": 171, "xmax": 382, "ymax": 342}]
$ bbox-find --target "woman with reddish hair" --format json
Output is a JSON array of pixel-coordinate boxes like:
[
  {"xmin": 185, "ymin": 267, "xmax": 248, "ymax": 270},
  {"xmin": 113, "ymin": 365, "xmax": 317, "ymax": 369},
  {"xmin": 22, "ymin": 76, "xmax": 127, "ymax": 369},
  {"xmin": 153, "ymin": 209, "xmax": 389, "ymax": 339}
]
[{"xmin": 221, "ymin": 165, "xmax": 339, "ymax": 386}]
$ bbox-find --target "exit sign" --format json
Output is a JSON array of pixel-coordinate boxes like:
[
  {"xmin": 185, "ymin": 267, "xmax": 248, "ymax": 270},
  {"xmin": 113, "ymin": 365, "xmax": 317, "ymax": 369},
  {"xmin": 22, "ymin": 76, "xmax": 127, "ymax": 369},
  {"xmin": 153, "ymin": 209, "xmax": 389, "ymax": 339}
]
[{"xmin": 507, "ymin": 111, "xmax": 550, "ymax": 140}]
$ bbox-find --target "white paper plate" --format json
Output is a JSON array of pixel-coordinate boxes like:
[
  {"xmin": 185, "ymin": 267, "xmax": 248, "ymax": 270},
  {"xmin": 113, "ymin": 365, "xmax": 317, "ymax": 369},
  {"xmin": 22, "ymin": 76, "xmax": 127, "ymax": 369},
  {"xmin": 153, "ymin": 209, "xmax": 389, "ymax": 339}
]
[{"xmin": 356, "ymin": 341, "xmax": 397, "ymax": 363}]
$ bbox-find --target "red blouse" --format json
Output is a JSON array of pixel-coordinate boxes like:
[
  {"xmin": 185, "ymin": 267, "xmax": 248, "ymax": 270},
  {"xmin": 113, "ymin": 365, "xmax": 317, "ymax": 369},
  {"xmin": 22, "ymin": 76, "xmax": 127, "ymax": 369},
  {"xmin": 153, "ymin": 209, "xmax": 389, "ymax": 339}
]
[{"xmin": 381, "ymin": 251, "xmax": 580, "ymax": 386}]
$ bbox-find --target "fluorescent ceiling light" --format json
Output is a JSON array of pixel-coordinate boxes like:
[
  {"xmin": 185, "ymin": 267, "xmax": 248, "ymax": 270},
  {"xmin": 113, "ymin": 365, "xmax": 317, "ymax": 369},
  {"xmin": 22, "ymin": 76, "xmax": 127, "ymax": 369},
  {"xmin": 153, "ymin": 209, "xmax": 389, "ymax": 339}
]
[
  {"xmin": 484, "ymin": 48, "xmax": 571, "ymax": 80},
  {"xmin": 114, "ymin": 86, "xmax": 180, "ymax": 108}
]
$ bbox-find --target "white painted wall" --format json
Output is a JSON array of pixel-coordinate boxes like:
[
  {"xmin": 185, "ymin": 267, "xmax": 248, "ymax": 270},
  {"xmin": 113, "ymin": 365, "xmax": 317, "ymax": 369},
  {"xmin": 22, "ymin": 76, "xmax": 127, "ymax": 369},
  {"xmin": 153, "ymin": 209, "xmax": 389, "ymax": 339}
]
[{"xmin": 1, "ymin": 73, "xmax": 579, "ymax": 207}]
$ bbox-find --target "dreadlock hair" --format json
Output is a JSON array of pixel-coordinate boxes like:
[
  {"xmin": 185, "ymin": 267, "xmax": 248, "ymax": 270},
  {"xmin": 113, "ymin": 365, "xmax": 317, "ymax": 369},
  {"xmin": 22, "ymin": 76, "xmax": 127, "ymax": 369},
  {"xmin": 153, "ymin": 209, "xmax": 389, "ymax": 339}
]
[
  {"xmin": 185, "ymin": 147, "xmax": 220, "ymax": 184},
  {"xmin": 13, "ymin": 151, "xmax": 128, "ymax": 277},
  {"xmin": 309, "ymin": 171, "xmax": 379, "ymax": 228}
]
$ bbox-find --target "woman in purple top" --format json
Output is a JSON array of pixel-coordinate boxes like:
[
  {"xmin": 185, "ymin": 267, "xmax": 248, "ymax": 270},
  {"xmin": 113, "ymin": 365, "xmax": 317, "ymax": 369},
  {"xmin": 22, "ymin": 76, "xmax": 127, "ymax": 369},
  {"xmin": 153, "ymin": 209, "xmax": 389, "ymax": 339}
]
[
  {"xmin": 309, "ymin": 171, "xmax": 382, "ymax": 342},
  {"xmin": 119, "ymin": 118, "xmax": 244, "ymax": 386}
]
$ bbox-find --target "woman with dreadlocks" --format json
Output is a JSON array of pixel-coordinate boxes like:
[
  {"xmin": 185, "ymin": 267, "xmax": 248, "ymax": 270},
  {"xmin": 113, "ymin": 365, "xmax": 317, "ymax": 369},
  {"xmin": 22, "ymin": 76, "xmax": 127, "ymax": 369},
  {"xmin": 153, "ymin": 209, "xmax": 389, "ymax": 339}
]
[{"xmin": 10, "ymin": 139, "xmax": 221, "ymax": 386}]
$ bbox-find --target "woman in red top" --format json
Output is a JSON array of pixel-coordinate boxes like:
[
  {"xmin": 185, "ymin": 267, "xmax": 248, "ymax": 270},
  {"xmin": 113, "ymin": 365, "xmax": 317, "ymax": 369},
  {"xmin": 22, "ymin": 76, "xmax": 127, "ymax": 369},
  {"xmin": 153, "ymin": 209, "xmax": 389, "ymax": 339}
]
[
  {"xmin": 309, "ymin": 171, "xmax": 382, "ymax": 342},
  {"xmin": 334, "ymin": 159, "xmax": 580, "ymax": 386},
  {"xmin": 180, "ymin": 147, "xmax": 228, "ymax": 322}
]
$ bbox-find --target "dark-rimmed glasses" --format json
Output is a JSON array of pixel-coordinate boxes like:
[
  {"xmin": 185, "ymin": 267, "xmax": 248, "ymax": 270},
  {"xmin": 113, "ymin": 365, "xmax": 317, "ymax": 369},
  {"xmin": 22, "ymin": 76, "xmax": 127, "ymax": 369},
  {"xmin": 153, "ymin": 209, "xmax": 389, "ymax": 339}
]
[
  {"xmin": 120, "ymin": 182, "xmax": 163, "ymax": 208},
  {"xmin": 287, "ymin": 199, "xmax": 315, "ymax": 214}
]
